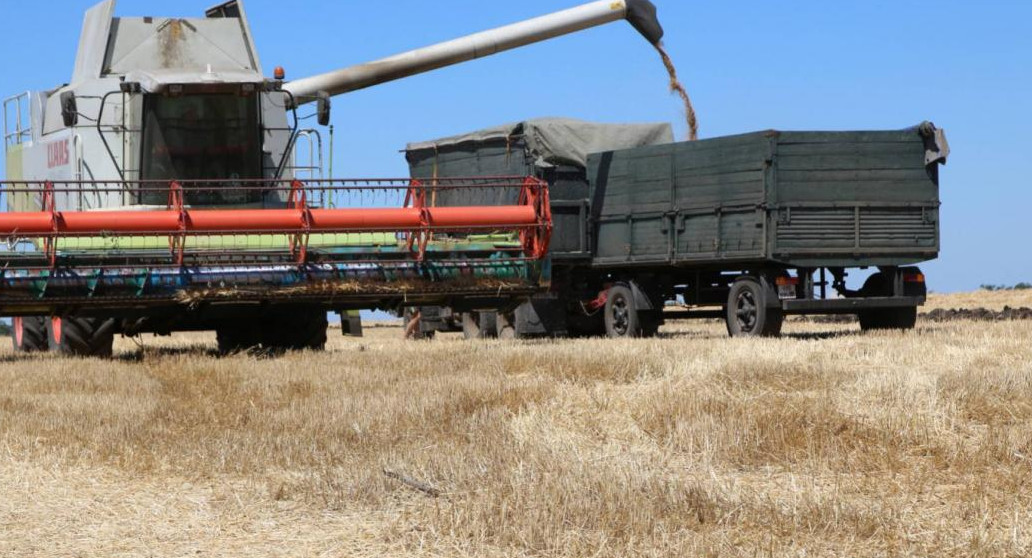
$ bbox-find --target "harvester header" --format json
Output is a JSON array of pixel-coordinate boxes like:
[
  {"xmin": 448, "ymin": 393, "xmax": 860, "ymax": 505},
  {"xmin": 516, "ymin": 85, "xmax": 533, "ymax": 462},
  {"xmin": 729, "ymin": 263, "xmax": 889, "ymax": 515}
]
[{"xmin": 0, "ymin": 177, "xmax": 552, "ymax": 316}]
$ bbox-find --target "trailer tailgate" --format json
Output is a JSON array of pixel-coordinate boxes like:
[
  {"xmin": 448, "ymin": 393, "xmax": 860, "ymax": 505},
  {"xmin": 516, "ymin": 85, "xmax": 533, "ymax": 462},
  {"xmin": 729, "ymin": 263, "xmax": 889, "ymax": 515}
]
[{"xmin": 770, "ymin": 128, "xmax": 943, "ymax": 267}]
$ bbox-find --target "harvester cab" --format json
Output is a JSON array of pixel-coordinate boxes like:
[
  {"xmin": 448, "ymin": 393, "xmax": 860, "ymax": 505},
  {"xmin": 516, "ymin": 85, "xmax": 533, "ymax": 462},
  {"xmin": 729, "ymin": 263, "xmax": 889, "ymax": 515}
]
[{"xmin": 1, "ymin": 0, "xmax": 665, "ymax": 355}]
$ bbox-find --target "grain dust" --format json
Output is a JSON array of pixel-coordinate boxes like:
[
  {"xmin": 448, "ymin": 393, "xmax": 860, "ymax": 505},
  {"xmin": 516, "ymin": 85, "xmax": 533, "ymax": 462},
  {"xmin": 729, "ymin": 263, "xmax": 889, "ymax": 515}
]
[{"xmin": 655, "ymin": 42, "xmax": 698, "ymax": 141}]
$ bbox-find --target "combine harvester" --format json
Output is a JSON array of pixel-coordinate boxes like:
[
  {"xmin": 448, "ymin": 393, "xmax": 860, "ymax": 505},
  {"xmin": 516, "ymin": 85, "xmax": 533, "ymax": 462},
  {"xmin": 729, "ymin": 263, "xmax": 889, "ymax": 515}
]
[{"xmin": 1, "ymin": 0, "xmax": 665, "ymax": 355}]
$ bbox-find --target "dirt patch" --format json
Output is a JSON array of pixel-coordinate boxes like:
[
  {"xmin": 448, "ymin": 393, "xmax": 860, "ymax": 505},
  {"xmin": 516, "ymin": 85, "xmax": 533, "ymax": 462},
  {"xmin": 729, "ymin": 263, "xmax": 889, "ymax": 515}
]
[
  {"xmin": 791, "ymin": 306, "xmax": 1032, "ymax": 324},
  {"xmin": 924, "ymin": 306, "xmax": 1032, "ymax": 322},
  {"xmin": 792, "ymin": 314, "xmax": 857, "ymax": 324}
]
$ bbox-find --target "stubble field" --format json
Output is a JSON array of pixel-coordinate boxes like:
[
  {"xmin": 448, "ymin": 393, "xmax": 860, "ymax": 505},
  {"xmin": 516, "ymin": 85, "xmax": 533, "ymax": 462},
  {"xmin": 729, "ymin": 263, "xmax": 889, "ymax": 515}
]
[{"xmin": 1, "ymin": 290, "xmax": 1030, "ymax": 557}]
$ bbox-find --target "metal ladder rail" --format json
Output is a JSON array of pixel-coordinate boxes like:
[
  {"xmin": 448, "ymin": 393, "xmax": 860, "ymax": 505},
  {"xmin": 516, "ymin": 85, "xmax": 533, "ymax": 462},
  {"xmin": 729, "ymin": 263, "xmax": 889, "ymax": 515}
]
[
  {"xmin": 3, "ymin": 92, "xmax": 31, "ymax": 152},
  {"xmin": 287, "ymin": 129, "xmax": 326, "ymax": 205}
]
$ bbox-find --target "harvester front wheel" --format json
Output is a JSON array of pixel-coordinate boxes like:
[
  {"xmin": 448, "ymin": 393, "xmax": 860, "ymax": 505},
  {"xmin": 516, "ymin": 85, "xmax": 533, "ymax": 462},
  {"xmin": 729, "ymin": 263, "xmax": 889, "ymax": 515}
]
[
  {"xmin": 263, "ymin": 308, "xmax": 328, "ymax": 352},
  {"xmin": 47, "ymin": 316, "xmax": 116, "ymax": 358},
  {"xmin": 217, "ymin": 324, "xmax": 262, "ymax": 355},
  {"xmin": 12, "ymin": 316, "xmax": 48, "ymax": 353}
]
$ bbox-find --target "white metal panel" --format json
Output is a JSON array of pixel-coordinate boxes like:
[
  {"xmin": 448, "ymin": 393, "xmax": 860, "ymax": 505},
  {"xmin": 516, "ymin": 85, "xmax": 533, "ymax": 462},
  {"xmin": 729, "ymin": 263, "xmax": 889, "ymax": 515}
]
[
  {"xmin": 106, "ymin": 18, "xmax": 259, "ymax": 75},
  {"xmin": 72, "ymin": 0, "xmax": 116, "ymax": 84}
]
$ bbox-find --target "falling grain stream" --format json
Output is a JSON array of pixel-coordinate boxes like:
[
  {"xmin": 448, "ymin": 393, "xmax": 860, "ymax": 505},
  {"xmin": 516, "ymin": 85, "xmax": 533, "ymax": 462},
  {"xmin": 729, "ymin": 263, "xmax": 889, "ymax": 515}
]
[{"xmin": 655, "ymin": 42, "xmax": 698, "ymax": 141}]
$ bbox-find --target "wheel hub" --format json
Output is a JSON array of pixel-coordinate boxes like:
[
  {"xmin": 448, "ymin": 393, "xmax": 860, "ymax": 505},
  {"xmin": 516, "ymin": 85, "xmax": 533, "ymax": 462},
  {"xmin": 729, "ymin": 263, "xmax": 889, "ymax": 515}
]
[
  {"xmin": 735, "ymin": 291, "xmax": 757, "ymax": 333},
  {"xmin": 611, "ymin": 295, "xmax": 630, "ymax": 336}
]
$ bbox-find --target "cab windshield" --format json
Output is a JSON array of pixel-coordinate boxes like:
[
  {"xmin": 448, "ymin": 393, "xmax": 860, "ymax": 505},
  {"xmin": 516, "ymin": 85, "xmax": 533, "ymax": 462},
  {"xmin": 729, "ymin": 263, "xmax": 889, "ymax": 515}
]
[{"xmin": 140, "ymin": 92, "xmax": 261, "ymax": 205}]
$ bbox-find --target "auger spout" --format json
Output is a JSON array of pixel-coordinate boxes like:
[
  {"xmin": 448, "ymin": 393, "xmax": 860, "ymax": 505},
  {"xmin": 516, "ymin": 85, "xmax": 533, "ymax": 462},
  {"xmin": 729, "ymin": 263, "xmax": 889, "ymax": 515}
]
[{"xmin": 283, "ymin": 0, "xmax": 664, "ymax": 104}]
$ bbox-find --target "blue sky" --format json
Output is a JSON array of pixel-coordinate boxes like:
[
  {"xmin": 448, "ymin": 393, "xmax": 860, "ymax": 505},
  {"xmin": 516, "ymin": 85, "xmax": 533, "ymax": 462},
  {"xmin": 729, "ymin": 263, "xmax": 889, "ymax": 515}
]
[{"xmin": 1, "ymin": 0, "xmax": 1029, "ymax": 292}]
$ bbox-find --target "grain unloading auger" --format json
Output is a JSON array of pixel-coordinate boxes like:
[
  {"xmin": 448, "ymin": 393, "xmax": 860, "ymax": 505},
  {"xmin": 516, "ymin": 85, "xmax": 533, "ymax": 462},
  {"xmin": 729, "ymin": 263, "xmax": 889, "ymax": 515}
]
[{"xmin": 1, "ymin": 0, "xmax": 664, "ymax": 355}]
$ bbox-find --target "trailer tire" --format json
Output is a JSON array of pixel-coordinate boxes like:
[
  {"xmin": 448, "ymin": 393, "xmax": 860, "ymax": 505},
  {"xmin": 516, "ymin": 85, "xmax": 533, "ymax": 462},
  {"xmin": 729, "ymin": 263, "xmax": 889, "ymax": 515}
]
[
  {"xmin": 726, "ymin": 277, "xmax": 783, "ymax": 338},
  {"xmin": 47, "ymin": 316, "xmax": 116, "ymax": 357},
  {"xmin": 567, "ymin": 310, "xmax": 605, "ymax": 338},
  {"xmin": 859, "ymin": 307, "xmax": 917, "ymax": 331},
  {"xmin": 462, "ymin": 312, "xmax": 498, "ymax": 339},
  {"xmin": 12, "ymin": 316, "xmax": 48, "ymax": 353},
  {"xmin": 604, "ymin": 284, "xmax": 649, "ymax": 338},
  {"xmin": 640, "ymin": 310, "xmax": 662, "ymax": 338},
  {"xmin": 857, "ymin": 272, "xmax": 918, "ymax": 331}
]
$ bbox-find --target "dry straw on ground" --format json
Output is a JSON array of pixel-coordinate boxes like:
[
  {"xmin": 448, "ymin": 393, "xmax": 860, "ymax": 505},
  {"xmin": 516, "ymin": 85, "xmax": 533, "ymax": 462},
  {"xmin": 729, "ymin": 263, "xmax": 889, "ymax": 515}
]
[{"xmin": 1, "ymin": 291, "xmax": 1030, "ymax": 557}]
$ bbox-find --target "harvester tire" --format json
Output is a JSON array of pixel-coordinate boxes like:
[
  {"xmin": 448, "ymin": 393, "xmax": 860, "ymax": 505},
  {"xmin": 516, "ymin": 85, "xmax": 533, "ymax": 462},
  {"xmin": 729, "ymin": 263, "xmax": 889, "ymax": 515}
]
[
  {"xmin": 12, "ymin": 316, "xmax": 48, "ymax": 353},
  {"xmin": 262, "ymin": 308, "xmax": 328, "ymax": 352},
  {"xmin": 462, "ymin": 312, "xmax": 498, "ymax": 339},
  {"xmin": 47, "ymin": 316, "xmax": 116, "ymax": 357},
  {"xmin": 217, "ymin": 325, "xmax": 261, "ymax": 355}
]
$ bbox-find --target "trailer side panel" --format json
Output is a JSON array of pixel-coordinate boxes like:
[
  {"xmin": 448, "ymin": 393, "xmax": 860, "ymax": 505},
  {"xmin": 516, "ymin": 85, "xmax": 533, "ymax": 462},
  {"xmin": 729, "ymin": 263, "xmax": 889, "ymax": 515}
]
[{"xmin": 588, "ymin": 127, "xmax": 940, "ymax": 270}]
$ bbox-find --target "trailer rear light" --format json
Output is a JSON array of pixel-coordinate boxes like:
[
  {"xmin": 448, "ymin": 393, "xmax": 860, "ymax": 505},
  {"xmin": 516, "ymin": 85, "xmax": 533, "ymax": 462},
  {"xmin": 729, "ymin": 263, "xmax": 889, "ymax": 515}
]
[
  {"xmin": 775, "ymin": 276, "xmax": 798, "ymax": 300},
  {"xmin": 904, "ymin": 272, "xmax": 925, "ymax": 283}
]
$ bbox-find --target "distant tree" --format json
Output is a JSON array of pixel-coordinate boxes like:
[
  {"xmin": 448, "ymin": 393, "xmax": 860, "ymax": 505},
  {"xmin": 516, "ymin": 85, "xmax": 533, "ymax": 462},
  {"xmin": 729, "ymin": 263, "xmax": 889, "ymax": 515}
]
[{"xmin": 980, "ymin": 283, "xmax": 1031, "ymax": 291}]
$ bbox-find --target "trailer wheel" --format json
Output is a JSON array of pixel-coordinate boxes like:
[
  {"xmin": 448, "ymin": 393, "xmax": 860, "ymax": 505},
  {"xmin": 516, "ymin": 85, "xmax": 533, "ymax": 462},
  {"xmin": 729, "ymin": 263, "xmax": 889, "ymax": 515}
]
[
  {"xmin": 604, "ymin": 284, "xmax": 646, "ymax": 338},
  {"xmin": 726, "ymin": 277, "xmax": 783, "ymax": 338},
  {"xmin": 640, "ymin": 311, "xmax": 662, "ymax": 338},
  {"xmin": 857, "ymin": 272, "xmax": 918, "ymax": 331},
  {"xmin": 12, "ymin": 316, "xmax": 48, "ymax": 353},
  {"xmin": 859, "ymin": 307, "xmax": 917, "ymax": 331},
  {"xmin": 47, "ymin": 316, "xmax": 116, "ymax": 357},
  {"xmin": 462, "ymin": 312, "xmax": 498, "ymax": 339},
  {"xmin": 567, "ymin": 310, "xmax": 606, "ymax": 338}
]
